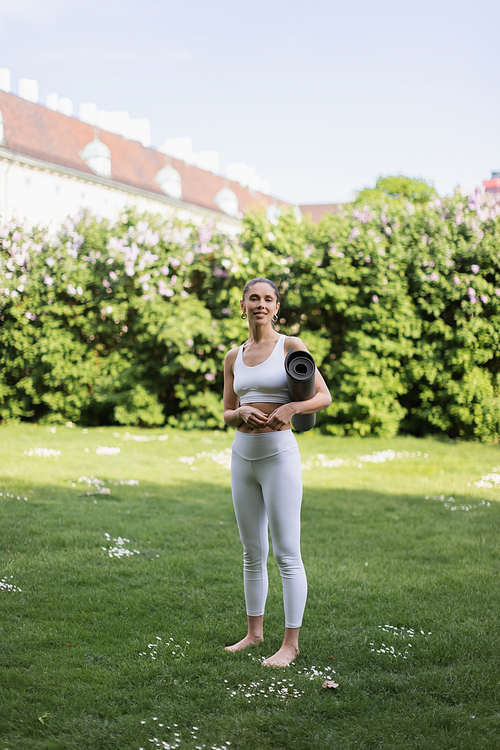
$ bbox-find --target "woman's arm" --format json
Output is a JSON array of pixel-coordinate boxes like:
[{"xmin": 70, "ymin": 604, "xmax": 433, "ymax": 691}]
[
  {"xmin": 223, "ymin": 349, "xmax": 269, "ymax": 429},
  {"xmin": 223, "ymin": 349, "xmax": 243, "ymax": 427},
  {"xmin": 265, "ymin": 336, "xmax": 332, "ymax": 431}
]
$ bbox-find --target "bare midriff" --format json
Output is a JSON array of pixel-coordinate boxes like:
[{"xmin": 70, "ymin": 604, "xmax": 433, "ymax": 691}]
[{"xmin": 237, "ymin": 402, "xmax": 292, "ymax": 433}]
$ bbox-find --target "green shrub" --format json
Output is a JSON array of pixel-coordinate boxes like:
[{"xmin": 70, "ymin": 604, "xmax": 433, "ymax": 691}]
[{"xmin": 1, "ymin": 185, "xmax": 500, "ymax": 440}]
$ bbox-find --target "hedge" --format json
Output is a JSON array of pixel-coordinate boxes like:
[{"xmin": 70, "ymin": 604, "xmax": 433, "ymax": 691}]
[{"xmin": 1, "ymin": 186, "xmax": 500, "ymax": 439}]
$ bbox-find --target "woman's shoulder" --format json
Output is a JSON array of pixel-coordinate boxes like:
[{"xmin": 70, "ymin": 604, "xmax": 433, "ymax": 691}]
[
  {"xmin": 225, "ymin": 345, "xmax": 240, "ymax": 367},
  {"xmin": 284, "ymin": 336, "xmax": 308, "ymax": 355}
]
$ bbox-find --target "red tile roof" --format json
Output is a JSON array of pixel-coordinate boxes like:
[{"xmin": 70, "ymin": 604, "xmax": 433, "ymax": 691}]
[
  {"xmin": 484, "ymin": 177, "xmax": 500, "ymax": 193},
  {"xmin": 0, "ymin": 90, "xmax": 290, "ymax": 217},
  {"xmin": 299, "ymin": 204, "xmax": 344, "ymax": 223}
]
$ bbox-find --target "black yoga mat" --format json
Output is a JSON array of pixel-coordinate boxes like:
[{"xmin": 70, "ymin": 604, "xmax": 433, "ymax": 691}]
[{"xmin": 285, "ymin": 348, "xmax": 317, "ymax": 432}]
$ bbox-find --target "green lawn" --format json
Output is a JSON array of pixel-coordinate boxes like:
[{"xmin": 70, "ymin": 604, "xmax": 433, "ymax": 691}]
[{"xmin": 1, "ymin": 424, "xmax": 499, "ymax": 750}]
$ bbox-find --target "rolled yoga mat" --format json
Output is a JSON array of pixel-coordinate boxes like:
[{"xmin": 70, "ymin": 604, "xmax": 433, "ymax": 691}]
[{"xmin": 285, "ymin": 348, "xmax": 317, "ymax": 432}]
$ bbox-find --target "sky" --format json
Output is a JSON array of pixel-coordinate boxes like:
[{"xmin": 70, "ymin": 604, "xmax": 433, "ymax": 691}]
[{"xmin": 1, "ymin": 0, "xmax": 499, "ymax": 204}]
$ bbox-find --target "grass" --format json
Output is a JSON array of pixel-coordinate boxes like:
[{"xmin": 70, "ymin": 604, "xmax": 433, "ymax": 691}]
[{"xmin": 0, "ymin": 423, "xmax": 499, "ymax": 750}]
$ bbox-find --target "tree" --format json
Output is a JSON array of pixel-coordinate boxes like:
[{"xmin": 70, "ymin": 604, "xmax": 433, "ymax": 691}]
[{"xmin": 355, "ymin": 175, "xmax": 438, "ymax": 205}]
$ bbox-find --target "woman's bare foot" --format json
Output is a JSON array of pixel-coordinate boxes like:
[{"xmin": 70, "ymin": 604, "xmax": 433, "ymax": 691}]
[
  {"xmin": 263, "ymin": 643, "xmax": 299, "ymax": 667},
  {"xmin": 225, "ymin": 634, "xmax": 263, "ymax": 653}
]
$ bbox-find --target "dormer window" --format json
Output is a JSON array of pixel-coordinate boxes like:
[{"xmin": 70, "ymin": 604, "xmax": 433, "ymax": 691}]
[
  {"xmin": 215, "ymin": 187, "xmax": 239, "ymax": 217},
  {"xmin": 79, "ymin": 137, "xmax": 111, "ymax": 178},
  {"xmin": 155, "ymin": 165, "xmax": 182, "ymax": 199},
  {"xmin": 266, "ymin": 204, "xmax": 281, "ymax": 225}
]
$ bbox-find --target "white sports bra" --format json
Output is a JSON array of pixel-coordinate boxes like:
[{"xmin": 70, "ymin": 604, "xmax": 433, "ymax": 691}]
[{"xmin": 233, "ymin": 335, "xmax": 290, "ymax": 405}]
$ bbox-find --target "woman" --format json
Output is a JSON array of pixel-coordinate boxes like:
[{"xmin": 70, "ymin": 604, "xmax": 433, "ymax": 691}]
[{"xmin": 223, "ymin": 277, "xmax": 331, "ymax": 666}]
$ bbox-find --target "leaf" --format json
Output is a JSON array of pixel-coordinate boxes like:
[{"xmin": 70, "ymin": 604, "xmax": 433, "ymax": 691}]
[
  {"xmin": 38, "ymin": 712, "xmax": 49, "ymax": 725},
  {"xmin": 322, "ymin": 680, "xmax": 339, "ymax": 690}
]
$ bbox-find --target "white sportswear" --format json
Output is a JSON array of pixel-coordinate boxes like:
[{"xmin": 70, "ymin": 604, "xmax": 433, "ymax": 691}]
[
  {"xmin": 233, "ymin": 334, "xmax": 290, "ymax": 405},
  {"xmin": 231, "ymin": 430, "xmax": 307, "ymax": 629}
]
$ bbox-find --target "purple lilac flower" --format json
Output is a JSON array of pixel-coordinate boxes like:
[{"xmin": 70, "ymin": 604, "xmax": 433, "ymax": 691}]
[
  {"xmin": 172, "ymin": 227, "xmax": 191, "ymax": 245},
  {"xmin": 107, "ymin": 236, "xmax": 128, "ymax": 252},
  {"xmin": 199, "ymin": 223, "xmax": 213, "ymax": 245},
  {"xmin": 468, "ymin": 188, "xmax": 483, "ymax": 211},
  {"xmin": 158, "ymin": 280, "xmax": 174, "ymax": 297}
]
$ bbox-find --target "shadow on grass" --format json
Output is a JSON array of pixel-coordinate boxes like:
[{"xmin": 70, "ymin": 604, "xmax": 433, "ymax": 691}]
[{"xmin": 1, "ymin": 476, "xmax": 498, "ymax": 635}]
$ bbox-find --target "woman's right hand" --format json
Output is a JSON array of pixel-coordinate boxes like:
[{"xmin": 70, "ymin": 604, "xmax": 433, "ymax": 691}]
[{"xmin": 238, "ymin": 406, "xmax": 269, "ymax": 429}]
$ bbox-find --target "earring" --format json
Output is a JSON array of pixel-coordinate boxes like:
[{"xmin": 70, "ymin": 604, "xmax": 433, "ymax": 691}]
[
  {"xmin": 272, "ymin": 314, "xmax": 278, "ymax": 323},
  {"xmin": 241, "ymin": 311, "xmax": 247, "ymax": 320}
]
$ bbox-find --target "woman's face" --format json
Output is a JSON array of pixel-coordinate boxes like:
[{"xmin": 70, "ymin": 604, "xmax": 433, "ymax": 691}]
[{"xmin": 241, "ymin": 282, "xmax": 279, "ymax": 325}]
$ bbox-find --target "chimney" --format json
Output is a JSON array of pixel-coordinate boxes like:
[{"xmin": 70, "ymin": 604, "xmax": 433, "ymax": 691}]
[
  {"xmin": 80, "ymin": 103, "xmax": 98, "ymax": 126},
  {"xmin": 18, "ymin": 78, "xmax": 39, "ymax": 103},
  {"xmin": 0, "ymin": 68, "xmax": 11, "ymax": 93},
  {"xmin": 46, "ymin": 93, "xmax": 58, "ymax": 110},
  {"xmin": 58, "ymin": 97, "xmax": 73, "ymax": 116}
]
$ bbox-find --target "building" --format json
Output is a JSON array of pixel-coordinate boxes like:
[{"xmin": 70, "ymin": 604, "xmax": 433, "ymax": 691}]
[
  {"xmin": 0, "ymin": 86, "xmax": 291, "ymax": 234},
  {"xmin": 483, "ymin": 171, "xmax": 500, "ymax": 201},
  {"xmin": 298, "ymin": 204, "xmax": 344, "ymax": 223}
]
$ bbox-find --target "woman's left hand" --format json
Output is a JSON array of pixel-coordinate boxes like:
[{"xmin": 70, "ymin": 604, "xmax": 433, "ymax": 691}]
[{"xmin": 265, "ymin": 404, "xmax": 297, "ymax": 431}]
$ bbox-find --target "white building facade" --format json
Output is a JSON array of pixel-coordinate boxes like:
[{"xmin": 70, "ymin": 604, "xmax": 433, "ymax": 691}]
[
  {"xmin": 0, "ymin": 84, "xmax": 289, "ymax": 235},
  {"xmin": 0, "ymin": 147, "xmax": 240, "ymax": 234}
]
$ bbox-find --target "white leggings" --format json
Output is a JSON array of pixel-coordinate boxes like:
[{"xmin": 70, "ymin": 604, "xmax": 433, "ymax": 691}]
[{"xmin": 230, "ymin": 430, "xmax": 307, "ymax": 629}]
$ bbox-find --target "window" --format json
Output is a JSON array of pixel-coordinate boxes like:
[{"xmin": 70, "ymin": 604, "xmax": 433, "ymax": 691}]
[
  {"xmin": 155, "ymin": 165, "xmax": 182, "ymax": 199},
  {"xmin": 266, "ymin": 204, "xmax": 281, "ymax": 225},
  {"xmin": 79, "ymin": 137, "xmax": 111, "ymax": 178},
  {"xmin": 215, "ymin": 187, "xmax": 239, "ymax": 217}
]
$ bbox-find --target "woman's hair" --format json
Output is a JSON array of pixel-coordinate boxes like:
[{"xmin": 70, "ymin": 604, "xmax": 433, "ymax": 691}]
[{"xmin": 242, "ymin": 277, "xmax": 279, "ymax": 302}]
